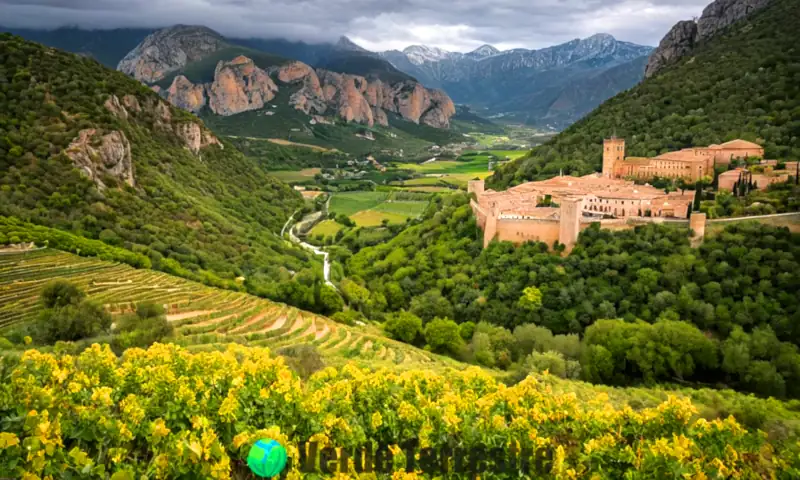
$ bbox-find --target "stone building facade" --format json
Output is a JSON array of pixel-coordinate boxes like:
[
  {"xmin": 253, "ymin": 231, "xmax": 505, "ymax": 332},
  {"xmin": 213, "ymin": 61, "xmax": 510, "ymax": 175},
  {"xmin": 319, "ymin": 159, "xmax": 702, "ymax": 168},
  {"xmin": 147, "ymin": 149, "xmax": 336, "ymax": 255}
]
[
  {"xmin": 469, "ymin": 175, "xmax": 695, "ymax": 249},
  {"xmin": 603, "ymin": 137, "xmax": 764, "ymax": 182},
  {"xmin": 718, "ymin": 168, "xmax": 791, "ymax": 192}
]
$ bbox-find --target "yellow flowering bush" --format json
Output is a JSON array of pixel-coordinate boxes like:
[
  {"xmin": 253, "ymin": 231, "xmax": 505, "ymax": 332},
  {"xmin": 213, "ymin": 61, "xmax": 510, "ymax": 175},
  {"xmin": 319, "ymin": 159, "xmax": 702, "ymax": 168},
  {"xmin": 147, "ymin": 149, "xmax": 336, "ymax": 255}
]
[{"xmin": 0, "ymin": 343, "xmax": 798, "ymax": 479}]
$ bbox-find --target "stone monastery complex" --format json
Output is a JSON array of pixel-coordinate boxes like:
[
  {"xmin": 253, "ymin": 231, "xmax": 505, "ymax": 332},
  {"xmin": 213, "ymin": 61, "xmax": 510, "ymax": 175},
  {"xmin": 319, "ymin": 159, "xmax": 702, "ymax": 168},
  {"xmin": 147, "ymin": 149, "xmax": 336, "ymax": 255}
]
[
  {"xmin": 470, "ymin": 136, "xmax": 769, "ymax": 250},
  {"xmin": 602, "ymin": 137, "xmax": 763, "ymax": 181}
]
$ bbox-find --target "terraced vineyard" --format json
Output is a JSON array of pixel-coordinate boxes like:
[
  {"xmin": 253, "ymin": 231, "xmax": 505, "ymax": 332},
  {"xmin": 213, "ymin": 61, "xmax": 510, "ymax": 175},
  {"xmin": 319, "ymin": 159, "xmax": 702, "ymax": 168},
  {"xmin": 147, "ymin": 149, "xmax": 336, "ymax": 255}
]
[{"xmin": 0, "ymin": 249, "xmax": 456, "ymax": 368}]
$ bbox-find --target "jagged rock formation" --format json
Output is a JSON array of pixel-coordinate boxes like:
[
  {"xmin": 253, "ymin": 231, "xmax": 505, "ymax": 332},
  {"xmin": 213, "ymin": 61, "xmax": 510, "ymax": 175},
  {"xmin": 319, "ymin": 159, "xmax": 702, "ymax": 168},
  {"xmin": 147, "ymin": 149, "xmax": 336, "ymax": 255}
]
[
  {"xmin": 278, "ymin": 62, "xmax": 455, "ymax": 128},
  {"xmin": 317, "ymin": 70, "xmax": 374, "ymax": 125},
  {"xmin": 65, "ymin": 129, "xmax": 134, "ymax": 189},
  {"xmin": 176, "ymin": 122, "xmax": 222, "ymax": 154},
  {"xmin": 117, "ymin": 25, "xmax": 228, "ymax": 83},
  {"xmin": 278, "ymin": 62, "xmax": 327, "ymax": 115},
  {"xmin": 207, "ymin": 56, "xmax": 278, "ymax": 116},
  {"xmin": 645, "ymin": 0, "xmax": 771, "ymax": 77},
  {"xmin": 155, "ymin": 55, "xmax": 456, "ymax": 128},
  {"xmin": 167, "ymin": 75, "xmax": 206, "ymax": 113}
]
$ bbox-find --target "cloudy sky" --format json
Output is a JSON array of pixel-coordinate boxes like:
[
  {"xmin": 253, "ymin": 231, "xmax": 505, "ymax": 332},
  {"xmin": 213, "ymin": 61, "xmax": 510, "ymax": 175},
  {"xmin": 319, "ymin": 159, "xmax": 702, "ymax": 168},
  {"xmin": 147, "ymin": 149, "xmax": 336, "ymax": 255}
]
[{"xmin": 1, "ymin": 0, "xmax": 710, "ymax": 51}]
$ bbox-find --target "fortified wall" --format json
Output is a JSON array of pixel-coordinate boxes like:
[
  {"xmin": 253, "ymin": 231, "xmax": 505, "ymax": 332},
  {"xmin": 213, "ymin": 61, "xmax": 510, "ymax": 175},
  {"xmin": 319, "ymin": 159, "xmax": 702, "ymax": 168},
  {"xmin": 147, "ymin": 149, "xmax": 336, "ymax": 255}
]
[
  {"xmin": 469, "ymin": 175, "xmax": 701, "ymax": 250},
  {"xmin": 469, "ymin": 180, "xmax": 585, "ymax": 250}
]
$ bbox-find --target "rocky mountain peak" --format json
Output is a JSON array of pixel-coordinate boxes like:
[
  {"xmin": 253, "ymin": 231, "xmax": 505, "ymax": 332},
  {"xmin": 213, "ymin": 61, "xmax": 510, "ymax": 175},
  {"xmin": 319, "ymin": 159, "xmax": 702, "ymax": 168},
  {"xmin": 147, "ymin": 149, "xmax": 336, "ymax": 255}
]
[
  {"xmin": 403, "ymin": 45, "xmax": 453, "ymax": 64},
  {"xmin": 465, "ymin": 44, "xmax": 499, "ymax": 60},
  {"xmin": 645, "ymin": 0, "xmax": 771, "ymax": 77},
  {"xmin": 335, "ymin": 36, "xmax": 368, "ymax": 52},
  {"xmin": 117, "ymin": 25, "xmax": 229, "ymax": 83}
]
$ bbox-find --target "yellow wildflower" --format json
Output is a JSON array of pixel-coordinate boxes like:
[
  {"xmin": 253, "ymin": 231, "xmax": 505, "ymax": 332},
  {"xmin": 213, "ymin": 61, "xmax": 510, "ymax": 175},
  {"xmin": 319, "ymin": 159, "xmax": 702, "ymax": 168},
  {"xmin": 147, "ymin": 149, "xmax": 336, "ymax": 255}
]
[
  {"xmin": 371, "ymin": 412, "xmax": 383, "ymax": 429},
  {"xmin": 0, "ymin": 432, "xmax": 20, "ymax": 448},
  {"xmin": 151, "ymin": 419, "xmax": 170, "ymax": 439}
]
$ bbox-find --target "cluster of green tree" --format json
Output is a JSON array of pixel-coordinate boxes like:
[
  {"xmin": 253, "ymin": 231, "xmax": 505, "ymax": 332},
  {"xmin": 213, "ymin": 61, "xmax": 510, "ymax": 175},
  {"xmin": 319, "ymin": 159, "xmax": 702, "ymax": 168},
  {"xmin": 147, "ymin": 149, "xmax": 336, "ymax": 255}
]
[
  {"xmin": 344, "ymin": 193, "xmax": 799, "ymax": 395},
  {"xmin": 489, "ymin": 0, "xmax": 800, "ymax": 188},
  {"xmin": 0, "ymin": 34, "xmax": 341, "ymax": 311},
  {"xmin": 8, "ymin": 281, "xmax": 174, "ymax": 354},
  {"xmin": 228, "ymin": 137, "xmax": 349, "ymax": 170},
  {"xmin": 0, "ymin": 217, "xmax": 151, "ymax": 269}
]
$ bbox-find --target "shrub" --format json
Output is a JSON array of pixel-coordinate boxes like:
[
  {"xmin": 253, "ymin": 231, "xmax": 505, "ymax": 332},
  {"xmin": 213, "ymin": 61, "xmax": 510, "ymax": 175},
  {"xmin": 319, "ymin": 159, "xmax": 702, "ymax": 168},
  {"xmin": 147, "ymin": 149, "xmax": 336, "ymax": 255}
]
[
  {"xmin": 40, "ymin": 280, "xmax": 86, "ymax": 309},
  {"xmin": 276, "ymin": 344, "xmax": 325, "ymax": 378},
  {"xmin": 35, "ymin": 299, "xmax": 111, "ymax": 344},
  {"xmin": 383, "ymin": 311, "xmax": 422, "ymax": 344},
  {"xmin": 423, "ymin": 317, "xmax": 463, "ymax": 355},
  {"xmin": 331, "ymin": 310, "xmax": 364, "ymax": 326},
  {"xmin": 111, "ymin": 301, "xmax": 173, "ymax": 353}
]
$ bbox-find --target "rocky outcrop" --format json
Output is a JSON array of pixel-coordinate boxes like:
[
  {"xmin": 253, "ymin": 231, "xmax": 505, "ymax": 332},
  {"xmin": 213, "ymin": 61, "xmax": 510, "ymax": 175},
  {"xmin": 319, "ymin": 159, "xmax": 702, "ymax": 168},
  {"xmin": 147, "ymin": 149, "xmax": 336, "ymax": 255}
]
[
  {"xmin": 372, "ymin": 107, "xmax": 388, "ymax": 127},
  {"xmin": 368, "ymin": 80, "xmax": 456, "ymax": 128},
  {"xmin": 176, "ymin": 122, "xmax": 222, "ymax": 154},
  {"xmin": 644, "ymin": 21, "xmax": 699, "ymax": 78},
  {"xmin": 118, "ymin": 25, "xmax": 228, "ymax": 83},
  {"xmin": 697, "ymin": 0, "xmax": 771, "ymax": 40},
  {"xmin": 278, "ymin": 62, "xmax": 327, "ymax": 115},
  {"xmin": 420, "ymin": 89, "xmax": 456, "ymax": 128},
  {"xmin": 122, "ymin": 95, "xmax": 141, "ymax": 113},
  {"xmin": 167, "ymin": 75, "xmax": 206, "ymax": 113},
  {"xmin": 645, "ymin": 0, "xmax": 771, "ymax": 77},
  {"xmin": 318, "ymin": 70, "xmax": 374, "ymax": 126},
  {"xmin": 153, "ymin": 55, "xmax": 455, "ymax": 129},
  {"xmin": 104, "ymin": 95, "xmax": 128, "ymax": 120},
  {"xmin": 207, "ymin": 56, "xmax": 278, "ymax": 116},
  {"xmin": 65, "ymin": 129, "xmax": 134, "ymax": 189}
]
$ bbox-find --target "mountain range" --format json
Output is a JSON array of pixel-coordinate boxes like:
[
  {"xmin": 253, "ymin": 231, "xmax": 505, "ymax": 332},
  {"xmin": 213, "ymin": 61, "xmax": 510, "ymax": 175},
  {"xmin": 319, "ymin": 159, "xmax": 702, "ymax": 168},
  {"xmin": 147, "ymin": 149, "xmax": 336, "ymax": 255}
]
[
  {"xmin": 379, "ymin": 34, "xmax": 653, "ymax": 128},
  {"xmin": 1, "ymin": 24, "xmax": 652, "ymax": 129}
]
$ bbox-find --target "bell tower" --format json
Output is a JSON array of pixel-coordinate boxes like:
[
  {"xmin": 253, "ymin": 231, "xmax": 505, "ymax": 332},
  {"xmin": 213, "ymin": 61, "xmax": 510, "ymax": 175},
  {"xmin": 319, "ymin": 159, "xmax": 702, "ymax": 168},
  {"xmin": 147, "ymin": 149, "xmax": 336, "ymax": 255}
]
[{"xmin": 603, "ymin": 137, "xmax": 625, "ymax": 178}]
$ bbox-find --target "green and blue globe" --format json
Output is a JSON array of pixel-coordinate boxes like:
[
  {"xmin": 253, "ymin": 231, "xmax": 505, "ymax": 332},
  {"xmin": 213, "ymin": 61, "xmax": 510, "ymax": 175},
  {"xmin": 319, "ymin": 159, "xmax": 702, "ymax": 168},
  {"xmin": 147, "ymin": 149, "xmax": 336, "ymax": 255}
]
[{"xmin": 247, "ymin": 439, "xmax": 287, "ymax": 478}]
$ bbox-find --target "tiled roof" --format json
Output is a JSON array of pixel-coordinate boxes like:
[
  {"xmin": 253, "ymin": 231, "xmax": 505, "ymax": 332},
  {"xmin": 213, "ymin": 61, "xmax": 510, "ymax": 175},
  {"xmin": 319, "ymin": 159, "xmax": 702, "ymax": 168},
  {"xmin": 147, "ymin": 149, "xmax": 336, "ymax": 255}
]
[{"xmin": 720, "ymin": 139, "xmax": 762, "ymax": 149}]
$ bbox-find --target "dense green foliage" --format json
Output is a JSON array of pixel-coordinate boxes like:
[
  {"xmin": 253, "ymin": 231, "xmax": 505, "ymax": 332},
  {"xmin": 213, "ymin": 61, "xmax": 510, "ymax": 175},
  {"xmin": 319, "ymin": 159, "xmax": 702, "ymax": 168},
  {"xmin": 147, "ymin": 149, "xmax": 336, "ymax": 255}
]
[
  {"xmin": 0, "ymin": 217, "xmax": 151, "ymax": 268},
  {"xmin": 33, "ymin": 281, "xmax": 111, "ymax": 343},
  {"xmin": 346, "ymin": 193, "xmax": 800, "ymax": 396},
  {"xmin": 0, "ymin": 34, "xmax": 332, "ymax": 306},
  {"xmin": 228, "ymin": 137, "xmax": 349, "ymax": 170},
  {"xmin": 111, "ymin": 301, "xmax": 174, "ymax": 353},
  {"xmin": 490, "ymin": 0, "xmax": 800, "ymax": 187}
]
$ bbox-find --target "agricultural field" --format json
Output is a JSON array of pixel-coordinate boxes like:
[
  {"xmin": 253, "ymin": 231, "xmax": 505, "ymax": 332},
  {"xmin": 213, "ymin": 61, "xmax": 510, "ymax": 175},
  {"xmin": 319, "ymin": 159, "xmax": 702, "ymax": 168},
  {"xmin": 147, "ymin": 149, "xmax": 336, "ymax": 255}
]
[
  {"xmin": 0, "ymin": 249, "xmax": 456, "ymax": 369},
  {"xmin": 328, "ymin": 192, "xmax": 389, "ymax": 216},
  {"xmin": 349, "ymin": 210, "xmax": 408, "ymax": 227},
  {"xmin": 270, "ymin": 168, "xmax": 320, "ymax": 183},
  {"xmin": 308, "ymin": 220, "xmax": 343, "ymax": 239},
  {"xmin": 328, "ymin": 191, "xmax": 431, "ymax": 226}
]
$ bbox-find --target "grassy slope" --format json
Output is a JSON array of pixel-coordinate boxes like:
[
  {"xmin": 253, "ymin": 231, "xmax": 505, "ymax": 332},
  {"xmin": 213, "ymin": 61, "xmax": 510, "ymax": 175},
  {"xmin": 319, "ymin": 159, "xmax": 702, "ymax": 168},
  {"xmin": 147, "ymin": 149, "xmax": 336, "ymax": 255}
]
[
  {"xmin": 489, "ymin": 0, "xmax": 800, "ymax": 188},
  {"xmin": 0, "ymin": 34, "xmax": 316, "ymax": 296}
]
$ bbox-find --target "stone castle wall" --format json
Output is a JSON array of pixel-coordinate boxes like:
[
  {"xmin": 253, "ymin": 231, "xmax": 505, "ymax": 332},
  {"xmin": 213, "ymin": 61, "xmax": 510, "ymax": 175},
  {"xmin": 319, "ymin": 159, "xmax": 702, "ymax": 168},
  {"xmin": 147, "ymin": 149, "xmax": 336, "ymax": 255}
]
[{"xmin": 494, "ymin": 217, "xmax": 563, "ymax": 246}]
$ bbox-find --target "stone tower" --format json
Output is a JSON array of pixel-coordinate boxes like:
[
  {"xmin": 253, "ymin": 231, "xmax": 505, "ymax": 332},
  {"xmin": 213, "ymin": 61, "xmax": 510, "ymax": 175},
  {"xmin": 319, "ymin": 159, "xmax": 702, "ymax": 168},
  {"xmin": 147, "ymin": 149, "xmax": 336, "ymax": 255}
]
[
  {"xmin": 483, "ymin": 202, "xmax": 499, "ymax": 248},
  {"xmin": 558, "ymin": 196, "xmax": 582, "ymax": 251},
  {"xmin": 467, "ymin": 179, "xmax": 485, "ymax": 197},
  {"xmin": 603, "ymin": 137, "xmax": 625, "ymax": 178},
  {"xmin": 690, "ymin": 212, "xmax": 706, "ymax": 241}
]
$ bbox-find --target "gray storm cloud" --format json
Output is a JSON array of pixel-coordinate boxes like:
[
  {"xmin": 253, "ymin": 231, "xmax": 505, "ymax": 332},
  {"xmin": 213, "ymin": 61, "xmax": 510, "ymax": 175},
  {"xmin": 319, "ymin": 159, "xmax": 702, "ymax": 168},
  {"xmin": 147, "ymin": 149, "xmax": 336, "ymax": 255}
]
[{"xmin": 0, "ymin": 0, "xmax": 710, "ymax": 50}]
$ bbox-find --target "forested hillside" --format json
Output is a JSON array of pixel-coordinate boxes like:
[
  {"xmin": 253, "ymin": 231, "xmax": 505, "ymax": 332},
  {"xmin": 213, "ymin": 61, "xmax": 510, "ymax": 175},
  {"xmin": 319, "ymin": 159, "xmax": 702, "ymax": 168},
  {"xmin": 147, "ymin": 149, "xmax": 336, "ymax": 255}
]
[
  {"xmin": 0, "ymin": 34, "xmax": 325, "ymax": 303},
  {"xmin": 345, "ymin": 194, "xmax": 800, "ymax": 397},
  {"xmin": 489, "ymin": 0, "xmax": 800, "ymax": 187}
]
